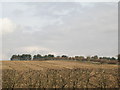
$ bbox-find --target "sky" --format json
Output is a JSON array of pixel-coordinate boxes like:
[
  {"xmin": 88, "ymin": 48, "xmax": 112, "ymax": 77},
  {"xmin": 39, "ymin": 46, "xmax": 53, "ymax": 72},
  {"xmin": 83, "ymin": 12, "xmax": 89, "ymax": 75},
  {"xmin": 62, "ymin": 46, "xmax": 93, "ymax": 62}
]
[{"xmin": 0, "ymin": 2, "xmax": 118, "ymax": 60}]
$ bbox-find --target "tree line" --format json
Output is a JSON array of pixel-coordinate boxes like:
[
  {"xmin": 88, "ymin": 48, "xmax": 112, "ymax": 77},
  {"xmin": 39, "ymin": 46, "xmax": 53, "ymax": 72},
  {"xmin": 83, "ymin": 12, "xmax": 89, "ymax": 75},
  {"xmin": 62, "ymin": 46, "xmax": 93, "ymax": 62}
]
[{"xmin": 10, "ymin": 54, "xmax": 119, "ymax": 61}]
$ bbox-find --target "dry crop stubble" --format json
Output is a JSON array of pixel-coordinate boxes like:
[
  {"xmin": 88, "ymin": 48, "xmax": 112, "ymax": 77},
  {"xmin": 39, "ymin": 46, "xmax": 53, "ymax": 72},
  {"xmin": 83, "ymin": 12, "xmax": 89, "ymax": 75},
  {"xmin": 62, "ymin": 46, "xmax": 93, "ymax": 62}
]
[{"xmin": 1, "ymin": 60, "xmax": 119, "ymax": 88}]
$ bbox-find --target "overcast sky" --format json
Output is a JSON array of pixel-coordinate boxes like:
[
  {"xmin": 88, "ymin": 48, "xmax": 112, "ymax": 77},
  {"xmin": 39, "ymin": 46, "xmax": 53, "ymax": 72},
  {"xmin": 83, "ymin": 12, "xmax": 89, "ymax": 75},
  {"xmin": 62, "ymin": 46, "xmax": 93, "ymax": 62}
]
[{"xmin": 0, "ymin": 2, "xmax": 118, "ymax": 60}]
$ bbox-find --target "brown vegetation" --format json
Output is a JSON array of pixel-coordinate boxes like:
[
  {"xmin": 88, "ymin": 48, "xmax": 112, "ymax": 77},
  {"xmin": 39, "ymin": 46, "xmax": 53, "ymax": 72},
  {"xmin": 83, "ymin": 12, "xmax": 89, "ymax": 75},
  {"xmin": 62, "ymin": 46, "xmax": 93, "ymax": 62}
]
[{"xmin": 1, "ymin": 60, "xmax": 119, "ymax": 88}]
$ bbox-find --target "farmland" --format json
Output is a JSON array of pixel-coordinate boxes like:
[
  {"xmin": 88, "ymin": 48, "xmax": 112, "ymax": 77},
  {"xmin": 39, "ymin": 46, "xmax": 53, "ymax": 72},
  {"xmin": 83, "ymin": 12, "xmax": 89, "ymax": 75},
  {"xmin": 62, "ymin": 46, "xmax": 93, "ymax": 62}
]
[{"xmin": 1, "ymin": 60, "xmax": 119, "ymax": 88}]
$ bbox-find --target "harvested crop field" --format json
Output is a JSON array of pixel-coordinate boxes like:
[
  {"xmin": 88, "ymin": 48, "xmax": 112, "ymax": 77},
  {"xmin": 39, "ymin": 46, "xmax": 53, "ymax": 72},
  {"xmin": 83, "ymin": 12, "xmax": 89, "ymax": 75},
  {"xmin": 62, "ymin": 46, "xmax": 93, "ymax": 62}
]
[
  {"xmin": 1, "ymin": 60, "xmax": 119, "ymax": 88},
  {"xmin": 1, "ymin": 60, "xmax": 118, "ymax": 70}
]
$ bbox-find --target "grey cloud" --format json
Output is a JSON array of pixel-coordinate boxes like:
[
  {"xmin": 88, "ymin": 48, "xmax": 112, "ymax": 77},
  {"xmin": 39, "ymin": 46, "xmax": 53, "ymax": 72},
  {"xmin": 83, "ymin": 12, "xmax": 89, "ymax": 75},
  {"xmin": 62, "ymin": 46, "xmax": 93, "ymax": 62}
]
[{"xmin": 2, "ymin": 2, "xmax": 118, "ymax": 60}]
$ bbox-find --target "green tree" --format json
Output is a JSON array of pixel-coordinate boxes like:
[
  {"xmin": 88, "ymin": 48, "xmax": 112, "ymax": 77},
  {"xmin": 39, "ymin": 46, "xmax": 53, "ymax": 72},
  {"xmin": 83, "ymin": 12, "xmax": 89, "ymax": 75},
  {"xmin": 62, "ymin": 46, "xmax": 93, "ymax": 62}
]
[
  {"xmin": 61, "ymin": 55, "xmax": 68, "ymax": 60},
  {"xmin": 118, "ymin": 54, "xmax": 120, "ymax": 60},
  {"xmin": 48, "ymin": 54, "xmax": 54, "ymax": 60},
  {"xmin": 79, "ymin": 56, "xmax": 84, "ymax": 60},
  {"xmin": 75, "ymin": 56, "xmax": 79, "ymax": 60},
  {"xmin": 92, "ymin": 55, "xmax": 98, "ymax": 60},
  {"xmin": 10, "ymin": 55, "xmax": 18, "ymax": 60},
  {"xmin": 21, "ymin": 54, "xmax": 31, "ymax": 60},
  {"xmin": 33, "ymin": 54, "xmax": 42, "ymax": 60},
  {"xmin": 86, "ymin": 56, "xmax": 91, "ymax": 61}
]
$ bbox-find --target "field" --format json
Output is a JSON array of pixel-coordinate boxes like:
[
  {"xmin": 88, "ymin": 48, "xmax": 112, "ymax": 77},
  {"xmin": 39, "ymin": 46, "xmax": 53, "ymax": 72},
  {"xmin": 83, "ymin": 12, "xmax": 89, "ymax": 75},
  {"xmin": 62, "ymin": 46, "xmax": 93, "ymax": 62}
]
[{"xmin": 1, "ymin": 60, "xmax": 119, "ymax": 88}]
